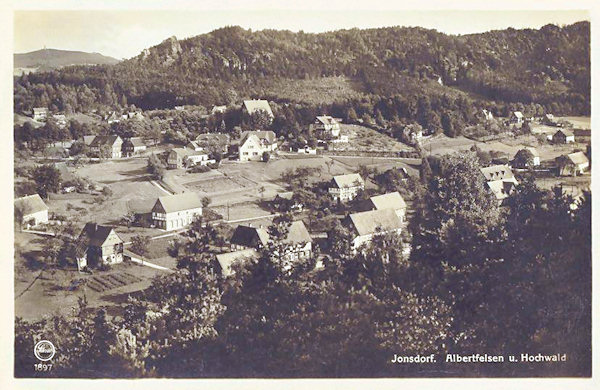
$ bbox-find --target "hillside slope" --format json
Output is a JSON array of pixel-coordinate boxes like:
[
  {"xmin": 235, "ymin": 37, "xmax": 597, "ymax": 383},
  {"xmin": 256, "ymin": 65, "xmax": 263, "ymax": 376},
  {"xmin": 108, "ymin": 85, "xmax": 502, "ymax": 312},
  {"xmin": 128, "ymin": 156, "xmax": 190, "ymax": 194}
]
[{"xmin": 14, "ymin": 48, "xmax": 120, "ymax": 69}]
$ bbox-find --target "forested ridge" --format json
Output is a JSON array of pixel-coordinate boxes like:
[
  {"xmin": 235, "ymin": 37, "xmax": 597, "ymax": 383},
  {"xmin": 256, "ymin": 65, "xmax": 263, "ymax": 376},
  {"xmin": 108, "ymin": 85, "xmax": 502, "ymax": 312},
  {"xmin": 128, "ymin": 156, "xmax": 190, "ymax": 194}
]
[{"xmin": 14, "ymin": 22, "xmax": 589, "ymax": 116}]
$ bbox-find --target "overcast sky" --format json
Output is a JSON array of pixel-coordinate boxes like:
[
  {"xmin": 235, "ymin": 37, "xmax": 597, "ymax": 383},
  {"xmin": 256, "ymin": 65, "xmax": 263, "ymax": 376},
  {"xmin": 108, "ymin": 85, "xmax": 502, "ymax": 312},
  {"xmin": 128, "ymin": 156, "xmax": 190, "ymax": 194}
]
[{"xmin": 14, "ymin": 9, "xmax": 590, "ymax": 60}]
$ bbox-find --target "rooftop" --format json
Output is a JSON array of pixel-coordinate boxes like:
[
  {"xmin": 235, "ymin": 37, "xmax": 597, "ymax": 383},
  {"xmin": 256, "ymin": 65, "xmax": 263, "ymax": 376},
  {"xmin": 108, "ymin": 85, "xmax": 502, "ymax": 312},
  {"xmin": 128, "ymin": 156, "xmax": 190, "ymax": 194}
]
[{"xmin": 349, "ymin": 208, "xmax": 402, "ymax": 237}]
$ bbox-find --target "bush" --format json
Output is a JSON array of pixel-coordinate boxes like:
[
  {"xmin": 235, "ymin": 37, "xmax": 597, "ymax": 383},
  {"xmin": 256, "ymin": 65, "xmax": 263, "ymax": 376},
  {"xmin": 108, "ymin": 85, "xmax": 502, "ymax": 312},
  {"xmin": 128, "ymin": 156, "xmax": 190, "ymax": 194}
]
[{"xmin": 188, "ymin": 164, "xmax": 211, "ymax": 173}]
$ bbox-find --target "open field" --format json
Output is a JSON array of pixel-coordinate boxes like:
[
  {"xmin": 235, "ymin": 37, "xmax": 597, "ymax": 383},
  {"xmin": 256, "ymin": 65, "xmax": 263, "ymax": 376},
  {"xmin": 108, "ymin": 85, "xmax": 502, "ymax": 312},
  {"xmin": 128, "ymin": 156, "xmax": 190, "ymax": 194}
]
[
  {"xmin": 558, "ymin": 116, "xmax": 591, "ymax": 129},
  {"xmin": 422, "ymin": 133, "xmax": 586, "ymax": 162},
  {"xmin": 332, "ymin": 124, "xmax": 413, "ymax": 153}
]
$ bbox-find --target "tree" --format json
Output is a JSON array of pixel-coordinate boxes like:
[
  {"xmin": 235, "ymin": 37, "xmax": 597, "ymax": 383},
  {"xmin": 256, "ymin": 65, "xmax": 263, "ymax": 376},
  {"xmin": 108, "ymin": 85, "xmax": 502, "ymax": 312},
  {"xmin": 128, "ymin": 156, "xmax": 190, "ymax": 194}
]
[
  {"xmin": 201, "ymin": 196, "xmax": 212, "ymax": 208},
  {"xmin": 33, "ymin": 165, "xmax": 61, "ymax": 199},
  {"xmin": 130, "ymin": 235, "xmax": 150, "ymax": 259},
  {"xmin": 262, "ymin": 151, "xmax": 270, "ymax": 162},
  {"xmin": 249, "ymin": 109, "xmax": 272, "ymax": 129}
]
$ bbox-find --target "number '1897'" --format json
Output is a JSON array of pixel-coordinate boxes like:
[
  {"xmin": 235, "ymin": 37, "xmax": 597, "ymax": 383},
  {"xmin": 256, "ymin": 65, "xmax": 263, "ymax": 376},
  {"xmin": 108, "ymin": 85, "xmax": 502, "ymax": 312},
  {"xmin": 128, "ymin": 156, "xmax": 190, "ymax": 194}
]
[{"xmin": 33, "ymin": 363, "xmax": 52, "ymax": 372}]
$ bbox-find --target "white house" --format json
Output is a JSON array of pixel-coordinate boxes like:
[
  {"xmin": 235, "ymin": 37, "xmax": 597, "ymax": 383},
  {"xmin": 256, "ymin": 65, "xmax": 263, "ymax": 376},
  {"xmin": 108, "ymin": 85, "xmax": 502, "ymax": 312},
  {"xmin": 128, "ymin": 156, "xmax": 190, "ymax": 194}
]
[
  {"xmin": 328, "ymin": 173, "xmax": 365, "ymax": 202},
  {"xmin": 32, "ymin": 107, "xmax": 48, "ymax": 122},
  {"xmin": 167, "ymin": 148, "xmax": 214, "ymax": 169},
  {"xmin": 151, "ymin": 192, "xmax": 203, "ymax": 231},
  {"xmin": 14, "ymin": 194, "xmax": 49, "ymax": 227},
  {"xmin": 238, "ymin": 130, "xmax": 278, "ymax": 162},
  {"xmin": 312, "ymin": 115, "xmax": 341, "ymax": 139},
  {"xmin": 482, "ymin": 109, "xmax": 494, "ymax": 121},
  {"xmin": 347, "ymin": 208, "xmax": 403, "ymax": 251}
]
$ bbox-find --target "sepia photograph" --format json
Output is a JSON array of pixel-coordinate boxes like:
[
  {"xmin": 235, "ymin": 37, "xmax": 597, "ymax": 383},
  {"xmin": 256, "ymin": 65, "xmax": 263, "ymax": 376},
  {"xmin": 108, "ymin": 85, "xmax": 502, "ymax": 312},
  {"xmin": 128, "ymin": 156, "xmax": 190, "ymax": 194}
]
[{"xmin": 5, "ymin": 0, "xmax": 595, "ymax": 385}]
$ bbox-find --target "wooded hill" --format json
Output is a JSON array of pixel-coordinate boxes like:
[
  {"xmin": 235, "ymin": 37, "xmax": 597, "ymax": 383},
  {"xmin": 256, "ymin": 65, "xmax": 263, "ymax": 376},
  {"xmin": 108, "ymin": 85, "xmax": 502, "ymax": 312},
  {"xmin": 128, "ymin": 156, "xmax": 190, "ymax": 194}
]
[{"xmin": 14, "ymin": 22, "xmax": 589, "ymax": 117}]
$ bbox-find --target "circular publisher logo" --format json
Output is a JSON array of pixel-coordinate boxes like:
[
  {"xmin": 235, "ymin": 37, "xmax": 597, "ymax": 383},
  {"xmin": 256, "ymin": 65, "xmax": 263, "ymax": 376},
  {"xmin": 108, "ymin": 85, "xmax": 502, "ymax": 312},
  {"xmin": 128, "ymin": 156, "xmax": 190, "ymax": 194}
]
[{"xmin": 34, "ymin": 340, "xmax": 55, "ymax": 361}]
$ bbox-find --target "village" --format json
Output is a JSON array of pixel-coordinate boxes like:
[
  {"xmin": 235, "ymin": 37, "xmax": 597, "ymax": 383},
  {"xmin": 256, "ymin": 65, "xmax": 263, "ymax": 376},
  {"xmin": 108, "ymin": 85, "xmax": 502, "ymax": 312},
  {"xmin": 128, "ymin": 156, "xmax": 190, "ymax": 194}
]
[{"xmin": 14, "ymin": 99, "xmax": 591, "ymax": 321}]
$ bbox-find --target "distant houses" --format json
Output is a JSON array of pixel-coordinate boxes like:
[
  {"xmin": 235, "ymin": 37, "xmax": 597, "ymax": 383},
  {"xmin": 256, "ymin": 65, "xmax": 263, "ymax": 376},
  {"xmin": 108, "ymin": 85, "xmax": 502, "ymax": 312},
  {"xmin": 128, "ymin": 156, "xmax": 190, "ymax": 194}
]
[
  {"xmin": 151, "ymin": 192, "xmax": 203, "ymax": 231},
  {"xmin": 346, "ymin": 209, "xmax": 403, "ymax": 251},
  {"xmin": 74, "ymin": 223, "xmax": 124, "ymax": 270},
  {"xmin": 52, "ymin": 114, "xmax": 67, "ymax": 128},
  {"xmin": 238, "ymin": 130, "xmax": 278, "ymax": 162},
  {"xmin": 328, "ymin": 173, "xmax": 365, "ymax": 202},
  {"xmin": 556, "ymin": 151, "xmax": 589, "ymax": 177},
  {"xmin": 480, "ymin": 164, "xmax": 519, "ymax": 204},
  {"xmin": 552, "ymin": 129, "xmax": 575, "ymax": 144},
  {"xmin": 32, "ymin": 107, "xmax": 48, "ymax": 122},
  {"xmin": 242, "ymin": 99, "xmax": 274, "ymax": 118},
  {"xmin": 14, "ymin": 194, "xmax": 49, "ymax": 228},
  {"xmin": 482, "ymin": 109, "xmax": 494, "ymax": 121},
  {"xmin": 90, "ymin": 135, "xmax": 123, "ymax": 158}
]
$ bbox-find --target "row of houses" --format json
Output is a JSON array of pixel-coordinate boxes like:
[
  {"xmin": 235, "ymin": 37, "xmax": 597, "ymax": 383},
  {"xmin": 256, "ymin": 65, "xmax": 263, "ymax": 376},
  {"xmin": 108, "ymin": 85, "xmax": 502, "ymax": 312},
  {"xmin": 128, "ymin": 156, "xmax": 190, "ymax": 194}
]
[{"xmin": 83, "ymin": 135, "xmax": 147, "ymax": 158}]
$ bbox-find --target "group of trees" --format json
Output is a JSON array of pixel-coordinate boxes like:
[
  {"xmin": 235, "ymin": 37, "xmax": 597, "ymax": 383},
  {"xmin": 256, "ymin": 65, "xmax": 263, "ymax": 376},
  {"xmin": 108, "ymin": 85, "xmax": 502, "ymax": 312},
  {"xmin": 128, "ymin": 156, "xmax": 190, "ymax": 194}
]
[{"xmin": 14, "ymin": 152, "xmax": 590, "ymax": 377}]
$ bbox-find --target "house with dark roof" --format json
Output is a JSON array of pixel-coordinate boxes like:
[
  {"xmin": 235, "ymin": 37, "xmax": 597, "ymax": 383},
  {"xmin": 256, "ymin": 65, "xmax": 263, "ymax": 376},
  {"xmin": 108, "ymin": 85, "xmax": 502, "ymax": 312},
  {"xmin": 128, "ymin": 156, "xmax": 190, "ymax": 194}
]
[
  {"xmin": 512, "ymin": 147, "xmax": 540, "ymax": 167},
  {"xmin": 74, "ymin": 223, "xmax": 124, "ymax": 270},
  {"xmin": 364, "ymin": 192, "xmax": 407, "ymax": 221},
  {"xmin": 216, "ymin": 249, "xmax": 259, "ymax": 277},
  {"xmin": 346, "ymin": 209, "xmax": 403, "ymax": 251},
  {"xmin": 230, "ymin": 225, "xmax": 270, "ymax": 251},
  {"xmin": 122, "ymin": 137, "xmax": 146, "ymax": 156},
  {"xmin": 14, "ymin": 194, "xmax": 49, "ymax": 227},
  {"xmin": 328, "ymin": 173, "xmax": 365, "ymax": 202},
  {"xmin": 151, "ymin": 192, "xmax": 203, "ymax": 230},
  {"xmin": 556, "ymin": 151, "xmax": 589, "ymax": 176},
  {"xmin": 553, "ymin": 129, "xmax": 575, "ymax": 144},
  {"xmin": 242, "ymin": 99, "xmax": 274, "ymax": 118},
  {"xmin": 90, "ymin": 135, "xmax": 123, "ymax": 158}
]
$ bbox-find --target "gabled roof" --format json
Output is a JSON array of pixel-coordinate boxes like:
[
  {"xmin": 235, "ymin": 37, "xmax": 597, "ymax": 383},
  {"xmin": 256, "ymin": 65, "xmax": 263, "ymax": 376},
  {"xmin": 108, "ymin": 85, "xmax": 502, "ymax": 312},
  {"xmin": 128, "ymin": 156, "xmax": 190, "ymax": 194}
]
[
  {"xmin": 126, "ymin": 137, "xmax": 145, "ymax": 147},
  {"xmin": 480, "ymin": 164, "xmax": 516, "ymax": 182},
  {"xmin": 78, "ymin": 223, "xmax": 122, "ymax": 247},
  {"xmin": 331, "ymin": 173, "xmax": 364, "ymax": 189},
  {"xmin": 170, "ymin": 148, "xmax": 206, "ymax": 159},
  {"xmin": 240, "ymin": 130, "xmax": 277, "ymax": 146},
  {"xmin": 155, "ymin": 192, "xmax": 202, "ymax": 213},
  {"xmin": 316, "ymin": 115, "xmax": 339, "ymax": 125},
  {"xmin": 555, "ymin": 129, "xmax": 575, "ymax": 137},
  {"xmin": 83, "ymin": 135, "xmax": 96, "ymax": 145},
  {"xmin": 512, "ymin": 111, "xmax": 524, "ymax": 118},
  {"xmin": 349, "ymin": 209, "xmax": 402, "ymax": 237},
  {"xmin": 523, "ymin": 147, "xmax": 539, "ymax": 157},
  {"xmin": 33, "ymin": 107, "xmax": 48, "ymax": 113},
  {"xmin": 230, "ymin": 225, "xmax": 270, "ymax": 248},
  {"xmin": 369, "ymin": 192, "xmax": 407, "ymax": 211},
  {"xmin": 275, "ymin": 191, "xmax": 294, "ymax": 200},
  {"xmin": 216, "ymin": 249, "xmax": 258, "ymax": 277},
  {"xmin": 487, "ymin": 180, "xmax": 515, "ymax": 201},
  {"xmin": 187, "ymin": 141, "xmax": 202, "ymax": 150},
  {"xmin": 243, "ymin": 99, "xmax": 273, "ymax": 117},
  {"xmin": 567, "ymin": 151, "xmax": 589, "ymax": 165},
  {"xmin": 282, "ymin": 221, "xmax": 312, "ymax": 245},
  {"xmin": 90, "ymin": 135, "xmax": 122, "ymax": 147},
  {"xmin": 14, "ymin": 194, "xmax": 48, "ymax": 215}
]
